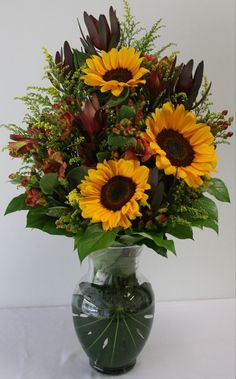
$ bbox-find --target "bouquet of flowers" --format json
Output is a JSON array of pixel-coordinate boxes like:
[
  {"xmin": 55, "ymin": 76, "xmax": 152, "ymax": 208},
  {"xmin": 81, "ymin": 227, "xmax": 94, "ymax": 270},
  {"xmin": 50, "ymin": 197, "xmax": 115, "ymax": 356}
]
[{"xmin": 3, "ymin": 1, "xmax": 233, "ymax": 262}]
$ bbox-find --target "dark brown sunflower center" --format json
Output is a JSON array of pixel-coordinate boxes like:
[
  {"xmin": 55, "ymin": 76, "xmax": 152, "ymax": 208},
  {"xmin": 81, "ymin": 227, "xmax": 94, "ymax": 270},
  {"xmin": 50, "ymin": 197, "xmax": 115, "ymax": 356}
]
[
  {"xmin": 103, "ymin": 68, "xmax": 132, "ymax": 83},
  {"xmin": 101, "ymin": 176, "xmax": 136, "ymax": 211},
  {"xmin": 157, "ymin": 129, "xmax": 194, "ymax": 167}
]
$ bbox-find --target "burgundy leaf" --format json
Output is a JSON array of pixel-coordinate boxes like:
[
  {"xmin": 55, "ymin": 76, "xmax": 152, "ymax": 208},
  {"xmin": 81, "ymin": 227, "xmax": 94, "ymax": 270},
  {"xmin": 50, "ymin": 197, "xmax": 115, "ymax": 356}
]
[
  {"xmin": 55, "ymin": 51, "xmax": 61, "ymax": 65},
  {"xmin": 98, "ymin": 14, "xmax": 110, "ymax": 51},
  {"xmin": 84, "ymin": 12, "xmax": 100, "ymax": 48},
  {"xmin": 185, "ymin": 61, "xmax": 204, "ymax": 109},
  {"xmin": 90, "ymin": 15, "xmax": 99, "ymax": 31},
  {"xmin": 147, "ymin": 167, "xmax": 165, "ymax": 212},
  {"xmin": 63, "ymin": 41, "xmax": 74, "ymax": 71},
  {"xmin": 80, "ymin": 38, "xmax": 97, "ymax": 55},
  {"xmin": 176, "ymin": 59, "xmax": 194, "ymax": 94},
  {"xmin": 169, "ymin": 63, "xmax": 184, "ymax": 95},
  {"xmin": 90, "ymin": 93, "xmax": 100, "ymax": 110},
  {"xmin": 109, "ymin": 6, "xmax": 120, "ymax": 45}
]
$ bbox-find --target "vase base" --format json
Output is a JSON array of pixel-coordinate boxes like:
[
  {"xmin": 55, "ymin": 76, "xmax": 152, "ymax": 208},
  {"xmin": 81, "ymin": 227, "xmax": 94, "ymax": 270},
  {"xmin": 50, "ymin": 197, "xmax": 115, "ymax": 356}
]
[{"xmin": 89, "ymin": 359, "xmax": 136, "ymax": 375}]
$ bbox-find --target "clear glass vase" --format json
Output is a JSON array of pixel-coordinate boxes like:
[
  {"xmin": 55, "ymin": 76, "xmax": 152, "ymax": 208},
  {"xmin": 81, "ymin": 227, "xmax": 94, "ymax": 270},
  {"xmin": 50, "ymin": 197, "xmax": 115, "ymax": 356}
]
[{"xmin": 72, "ymin": 246, "xmax": 155, "ymax": 375}]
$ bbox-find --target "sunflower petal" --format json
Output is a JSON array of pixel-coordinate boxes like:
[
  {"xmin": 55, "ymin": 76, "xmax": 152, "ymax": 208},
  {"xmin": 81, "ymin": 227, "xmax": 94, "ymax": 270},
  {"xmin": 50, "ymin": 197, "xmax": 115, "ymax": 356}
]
[
  {"xmin": 81, "ymin": 47, "xmax": 148, "ymax": 95},
  {"xmin": 77, "ymin": 159, "xmax": 150, "ymax": 230},
  {"xmin": 143, "ymin": 101, "xmax": 217, "ymax": 187}
]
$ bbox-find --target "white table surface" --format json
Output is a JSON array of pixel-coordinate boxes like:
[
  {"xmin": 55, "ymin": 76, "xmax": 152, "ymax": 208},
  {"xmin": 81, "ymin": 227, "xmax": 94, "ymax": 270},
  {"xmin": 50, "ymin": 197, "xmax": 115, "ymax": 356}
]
[{"xmin": 0, "ymin": 299, "xmax": 235, "ymax": 379}]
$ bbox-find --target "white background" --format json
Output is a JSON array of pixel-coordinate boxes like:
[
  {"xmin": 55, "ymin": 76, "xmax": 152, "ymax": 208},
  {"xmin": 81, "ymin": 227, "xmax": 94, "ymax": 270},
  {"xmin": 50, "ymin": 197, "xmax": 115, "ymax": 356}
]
[{"xmin": 0, "ymin": 0, "xmax": 235, "ymax": 308}]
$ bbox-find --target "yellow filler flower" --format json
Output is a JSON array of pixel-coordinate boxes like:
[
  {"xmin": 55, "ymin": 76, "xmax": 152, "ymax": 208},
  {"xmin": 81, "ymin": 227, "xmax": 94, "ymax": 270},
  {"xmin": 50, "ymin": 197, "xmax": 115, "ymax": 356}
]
[
  {"xmin": 78, "ymin": 159, "xmax": 150, "ymax": 230},
  {"xmin": 81, "ymin": 47, "xmax": 149, "ymax": 96},
  {"xmin": 142, "ymin": 102, "xmax": 218, "ymax": 188}
]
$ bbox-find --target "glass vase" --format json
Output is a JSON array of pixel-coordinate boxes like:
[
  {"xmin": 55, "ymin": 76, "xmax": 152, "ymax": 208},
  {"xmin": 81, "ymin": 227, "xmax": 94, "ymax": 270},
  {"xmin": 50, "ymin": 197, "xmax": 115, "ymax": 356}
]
[{"xmin": 72, "ymin": 245, "xmax": 155, "ymax": 375}]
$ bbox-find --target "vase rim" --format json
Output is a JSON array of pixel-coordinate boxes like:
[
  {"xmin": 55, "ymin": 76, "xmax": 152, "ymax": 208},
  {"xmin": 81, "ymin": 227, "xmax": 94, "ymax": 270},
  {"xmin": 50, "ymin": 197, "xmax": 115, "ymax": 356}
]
[
  {"xmin": 107, "ymin": 245, "xmax": 142, "ymax": 250},
  {"xmin": 90, "ymin": 245, "xmax": 142, "ymax": 259}
]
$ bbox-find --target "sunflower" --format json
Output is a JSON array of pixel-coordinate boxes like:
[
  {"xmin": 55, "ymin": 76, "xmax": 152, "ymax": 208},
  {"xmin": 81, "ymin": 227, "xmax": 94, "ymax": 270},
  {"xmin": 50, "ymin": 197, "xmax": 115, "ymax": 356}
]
[
  {"xmin": 142, "ymin": 102, "xmax": 217, "ymax": 187},
  {"xmin": 77, "ymin": 159, "xmax": 150, "ymax": 231},
  {"xmin": 81, "ymin": 47, "xmax": 149, "ymax": 96}
]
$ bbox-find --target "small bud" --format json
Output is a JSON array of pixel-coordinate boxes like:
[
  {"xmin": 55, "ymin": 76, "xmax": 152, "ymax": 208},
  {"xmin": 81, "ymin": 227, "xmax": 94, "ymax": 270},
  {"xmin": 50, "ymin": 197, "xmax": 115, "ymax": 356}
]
[
  {"xmin": 144, "ymin": 55, "xmax": 157, "ymax": 62},
  {"xmin": 111, "ymin": 151, "xmax": 119, "ymax": 159},
  {"xmin": 222, "ymin": 110, "xmax": 228, "ymax": 116},
  {"xmin": 21, "ymin": 176, "xmax": 30, "ymax": 187},
  {"xmin": 156, "ymin": 214, "xmax": 167, "ymax": 225},
  {"xmin": 9, "ymin": 173, "xmax": 16, "ymax": 180},
  {"xmin": 128, "ymin": 99, "xmax": 133, "ymax": 106},
  {"xmin": 145, "ymin": 220, "xmax": 153, "ymax": 229},
  {"xmin": 138, "ymin": 220, "xmax": 145, "ymax": 230},
  {"xmin": 158, "ymin": 207, "xmax": 168, "ymax": 214},
  {"xmin": 227, "ymin": 131, "xmax": 233, "ymax": 137},
  {"xmin": 112, "ymin": 127, "xmax": 120, "ymax": 135},
  {"xmin": 128, "ymin": 127, "xmax": 133, "ymax": 136}
]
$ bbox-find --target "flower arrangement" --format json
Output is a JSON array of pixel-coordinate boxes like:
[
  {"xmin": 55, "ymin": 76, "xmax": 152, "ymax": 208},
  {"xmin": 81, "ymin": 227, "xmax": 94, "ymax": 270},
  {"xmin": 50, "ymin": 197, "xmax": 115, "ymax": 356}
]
[{"xmin": 3, "ymin": 1, "xmax": 233, "ymax": 261}]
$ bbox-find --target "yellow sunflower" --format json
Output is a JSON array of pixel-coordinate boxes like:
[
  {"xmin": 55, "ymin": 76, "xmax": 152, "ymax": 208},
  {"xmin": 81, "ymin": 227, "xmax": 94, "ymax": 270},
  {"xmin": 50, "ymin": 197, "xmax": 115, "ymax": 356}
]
[
  {"xmin": 81, "ymin": 47, "xmax": 149, "ymax": 97},
  {"xmin": 76, "ymin": 159, "xmax": 150, "ymax": 231},
  {"xmin": 142, "ymin": 102, "xmax": 218, "ymax": 188}
]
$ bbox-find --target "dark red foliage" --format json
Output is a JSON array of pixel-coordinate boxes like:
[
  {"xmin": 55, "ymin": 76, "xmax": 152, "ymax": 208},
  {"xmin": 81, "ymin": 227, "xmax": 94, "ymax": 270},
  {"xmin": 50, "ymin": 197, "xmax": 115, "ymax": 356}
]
[
  {"xmin": 55, "ymin": 41, "xmax": 75, "ymax": 77},
  {"xmin": 25, "ymin": 188, "xmax": 46, "ymax": 207},
  {"xmin": 43, "ymin": 149, "xmax": 67, "ymax": 178},
  {"xmin": 75, "ymin": 94, "xmax": 107, "ymax": 165},
  {"xmin": 146, "ymin": 69, "xmax": 166, "ymax": 104},
  {"xmin": 8, "ymin": 134, "xmax": 38, "ymax": 157},
  {"xmin": 58, "ymin": 112, "xmax": 75, "ymax": 140},
  {"xmin": 79, "ymin": 7, "xmax": 120, "ymax": 54}
]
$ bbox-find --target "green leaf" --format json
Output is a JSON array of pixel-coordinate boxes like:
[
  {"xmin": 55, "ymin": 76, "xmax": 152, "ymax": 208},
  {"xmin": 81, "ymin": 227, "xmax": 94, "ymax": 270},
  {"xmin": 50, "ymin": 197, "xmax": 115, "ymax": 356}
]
[
  {"xmin": 192, "ymin": 218, "xmax": 219, "ymax": 234},
  {"xmin": 111, "ymin": 241, "xmax": 124, "ymax": 247},
  {"xmin": 202, "ymin": 219, "xmax": 219, "ymax": 234},
  {"xmin": 118, "ymin": 232, "xmax": 169, "ymax": 257},
  {"xmin": 74, "ymin": 224, "xmax": 119, "ymax": 261},
  {"xmin": 42, "ymin": 219, "xmax": 73, "ymax": 236},
  {"xmin": 108, "ymin": 135, "xmax": 137, "ymax": 148},
  {"xmin": 190, "ymin": 219, "xmax": 203, "ymax": 229},
  {"xmin": 118, "ymin": 105, "xmax": 136, "ymax": 120},
  {"xmin": 46, "ymin": 206, "xmax": 69, "ymax": 218},
  {"xmin": 142, "ymin": 238, "xmax": 168, "ymax": 258},
  {"xmin": 96, "ymin": 151, "xmax": 110, "ymax": 162},
  {"xmin": 207, "ymin": 178, "xmax": 230, "ymax": 203},
  {"xmin": 40, "ymin": 173, "xmax": 59, "ymax": 195},
  {"xmin": 26, "ymin": 211, "xmax": 49, "ymax": 229},
  {"xmin": 27, "ymin": 206, "xmax": 50, "ymax": 215},
  {"xmin": 26, "ymin": 211, "xmax": 72, "ymax": 236},
  {"xmin": 166, "ymin": 223, "xmax": 193, "ymax": 239},
  {"xmin": 66, "ymin": 166, "xmax": 88, "ymax": 189},
  {"xmin": 193, "ymin": 195, "xmax": 218, "ymax": 221},
  {"xmin": 73, "ymin": 49, "xmax": 89, "ymax": 69},
  {"xmin": 118, "ymin": 234, "xmax": 144, "ymax": 246},
  {"xmin": 106, "ymin": 87, "xmax": 130, "ymax": 107},
  {"xmin": 135, "ymin": 231, "xmax": 176, "ymax": 254},
  {"xmin": 5, "ymin": 194, "xmax": 29, "ymax": 215}
]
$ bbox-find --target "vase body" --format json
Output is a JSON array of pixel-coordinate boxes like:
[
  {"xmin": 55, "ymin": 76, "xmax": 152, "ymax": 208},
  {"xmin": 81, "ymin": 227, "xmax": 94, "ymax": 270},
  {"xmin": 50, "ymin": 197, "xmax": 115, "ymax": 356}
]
[{"xmin": 72, "ymin": 246, "xmax": 155, "ymax": 375}]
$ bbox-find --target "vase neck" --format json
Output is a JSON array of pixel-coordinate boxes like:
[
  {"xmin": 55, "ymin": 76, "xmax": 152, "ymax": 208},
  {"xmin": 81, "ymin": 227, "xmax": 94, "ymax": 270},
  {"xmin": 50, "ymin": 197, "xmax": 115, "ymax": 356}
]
[{"xmin": 88, "ymin": 246, "xmax": 142, "ymax": 285}]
